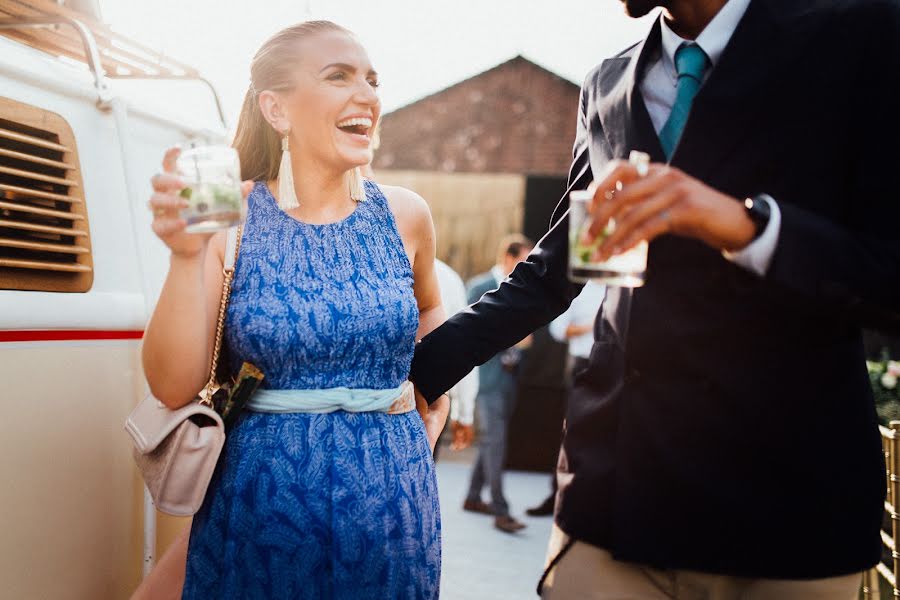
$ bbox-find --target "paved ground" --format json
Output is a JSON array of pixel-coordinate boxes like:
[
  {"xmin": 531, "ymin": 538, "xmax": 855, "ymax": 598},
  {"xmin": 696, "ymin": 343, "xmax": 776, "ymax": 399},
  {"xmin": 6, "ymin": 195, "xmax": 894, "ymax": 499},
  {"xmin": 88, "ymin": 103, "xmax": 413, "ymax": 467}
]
[{"xmin": 435, "ymin": 447, "xmax": 555, "ymax": 600}]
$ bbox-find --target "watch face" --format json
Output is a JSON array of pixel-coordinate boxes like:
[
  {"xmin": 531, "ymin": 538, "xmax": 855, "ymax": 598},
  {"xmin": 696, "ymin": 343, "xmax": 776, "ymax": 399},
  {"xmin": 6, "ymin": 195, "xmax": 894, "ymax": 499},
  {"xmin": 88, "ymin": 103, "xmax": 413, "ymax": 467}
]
[{"xmin": 746, "ymin": 195, "xmax": 771, "ymax": 238}]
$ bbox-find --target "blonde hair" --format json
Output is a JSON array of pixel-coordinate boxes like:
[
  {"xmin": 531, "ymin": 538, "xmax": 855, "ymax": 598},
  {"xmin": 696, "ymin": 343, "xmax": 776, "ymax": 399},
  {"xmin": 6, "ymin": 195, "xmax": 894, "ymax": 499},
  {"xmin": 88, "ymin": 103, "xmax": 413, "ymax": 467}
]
[{"xmin": 232, "ymin": 20, "xmax": 351, "ymax": 182}]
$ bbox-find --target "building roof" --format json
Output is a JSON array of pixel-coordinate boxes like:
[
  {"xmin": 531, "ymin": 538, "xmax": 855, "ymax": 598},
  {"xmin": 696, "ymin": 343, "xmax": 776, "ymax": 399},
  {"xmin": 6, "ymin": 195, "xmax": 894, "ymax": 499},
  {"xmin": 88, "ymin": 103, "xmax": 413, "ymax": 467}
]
[{"xmin": 373, "ymin": 55, "xmax": 581, "ymax": 177}]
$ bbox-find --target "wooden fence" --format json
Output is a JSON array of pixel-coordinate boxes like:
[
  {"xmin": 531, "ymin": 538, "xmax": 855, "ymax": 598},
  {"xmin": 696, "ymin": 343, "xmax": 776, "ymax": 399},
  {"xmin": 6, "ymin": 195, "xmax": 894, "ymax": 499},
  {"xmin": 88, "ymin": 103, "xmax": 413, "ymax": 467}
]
[{"xmin": 374, "ymin": 169, "xmax": 525, "ymax": 280}]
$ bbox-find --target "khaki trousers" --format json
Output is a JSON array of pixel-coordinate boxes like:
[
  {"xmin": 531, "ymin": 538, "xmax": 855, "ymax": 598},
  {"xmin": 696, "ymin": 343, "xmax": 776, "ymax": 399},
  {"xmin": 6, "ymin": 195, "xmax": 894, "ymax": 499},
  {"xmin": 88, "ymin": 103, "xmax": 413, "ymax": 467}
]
[{"xmin": 540, "ymin": 524, "xmax": 862, "ymax": 600}]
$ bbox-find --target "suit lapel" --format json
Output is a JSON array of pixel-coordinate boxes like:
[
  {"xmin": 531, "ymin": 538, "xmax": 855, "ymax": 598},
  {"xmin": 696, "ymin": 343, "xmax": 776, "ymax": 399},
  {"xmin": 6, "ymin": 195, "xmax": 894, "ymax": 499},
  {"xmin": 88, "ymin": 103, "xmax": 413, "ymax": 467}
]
[
  {"xmin": 594, "ymin": 21, "xmax": 665, "ymax": 348},
  {"xmin": 595, "ymin": 18, "xmax": 667, "ymax": 165}
]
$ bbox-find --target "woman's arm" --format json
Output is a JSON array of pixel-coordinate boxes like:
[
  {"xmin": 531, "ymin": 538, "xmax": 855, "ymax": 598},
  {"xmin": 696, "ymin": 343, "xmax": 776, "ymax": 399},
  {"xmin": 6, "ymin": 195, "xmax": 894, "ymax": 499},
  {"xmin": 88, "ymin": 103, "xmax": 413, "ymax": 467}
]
[
  {"xmin": 142, "ymin": 232, "xmax": 227, "ymax": 408},
  {"xmin": 382, "ymin": 185, "xmax": 449, "ymax": 450},
  {"xmin": 142, "ymin": 148, "xmax": 252, "ymax": 408}
]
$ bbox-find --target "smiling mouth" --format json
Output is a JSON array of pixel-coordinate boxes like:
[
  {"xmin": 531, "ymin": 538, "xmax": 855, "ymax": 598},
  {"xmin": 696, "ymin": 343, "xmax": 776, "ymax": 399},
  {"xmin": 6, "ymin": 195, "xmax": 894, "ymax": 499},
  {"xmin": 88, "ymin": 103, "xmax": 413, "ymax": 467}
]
[{"xmin": 336, "ymin": 117, "xmax": 373, "ymax": 137}]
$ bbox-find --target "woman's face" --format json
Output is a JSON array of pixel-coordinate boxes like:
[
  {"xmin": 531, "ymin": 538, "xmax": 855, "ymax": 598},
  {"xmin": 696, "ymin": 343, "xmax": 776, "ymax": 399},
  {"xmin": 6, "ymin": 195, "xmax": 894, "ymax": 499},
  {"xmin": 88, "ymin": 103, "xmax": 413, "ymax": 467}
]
[{"xmin": 274, "ymin": 31, "xmax": 381, "ymax": 172}]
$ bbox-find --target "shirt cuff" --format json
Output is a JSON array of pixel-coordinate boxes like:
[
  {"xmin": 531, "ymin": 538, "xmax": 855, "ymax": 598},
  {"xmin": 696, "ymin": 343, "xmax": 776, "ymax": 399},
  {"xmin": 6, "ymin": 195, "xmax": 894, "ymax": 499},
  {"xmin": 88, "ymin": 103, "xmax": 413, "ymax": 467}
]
[{"xmin": 722, "ymin": 194, "xmax": 781, "ymax": 277}]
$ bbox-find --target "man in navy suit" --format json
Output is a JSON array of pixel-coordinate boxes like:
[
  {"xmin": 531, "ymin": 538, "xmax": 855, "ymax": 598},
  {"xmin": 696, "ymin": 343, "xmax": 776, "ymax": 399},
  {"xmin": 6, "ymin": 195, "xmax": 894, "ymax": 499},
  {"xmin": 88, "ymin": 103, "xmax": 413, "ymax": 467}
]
[{"xmin": 411, "ymin": 0, "xmax": 900, "ymax": 597}]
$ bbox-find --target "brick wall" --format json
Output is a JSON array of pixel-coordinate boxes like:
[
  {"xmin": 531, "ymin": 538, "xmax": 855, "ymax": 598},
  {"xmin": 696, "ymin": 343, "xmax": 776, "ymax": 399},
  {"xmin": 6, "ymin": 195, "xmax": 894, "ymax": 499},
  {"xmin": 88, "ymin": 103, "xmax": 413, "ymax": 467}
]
[{"xmin": 373, "ymin": 56, "xmax": 580, "ymax": 177}]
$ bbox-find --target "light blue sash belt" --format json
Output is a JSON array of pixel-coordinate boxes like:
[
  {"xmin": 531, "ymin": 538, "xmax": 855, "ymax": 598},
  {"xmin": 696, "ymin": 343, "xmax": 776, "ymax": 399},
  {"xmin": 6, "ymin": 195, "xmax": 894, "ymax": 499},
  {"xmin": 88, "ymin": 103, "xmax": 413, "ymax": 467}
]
[{"xmin": 247, "ymin": 381, "xmax": 415, "ymax": 414}]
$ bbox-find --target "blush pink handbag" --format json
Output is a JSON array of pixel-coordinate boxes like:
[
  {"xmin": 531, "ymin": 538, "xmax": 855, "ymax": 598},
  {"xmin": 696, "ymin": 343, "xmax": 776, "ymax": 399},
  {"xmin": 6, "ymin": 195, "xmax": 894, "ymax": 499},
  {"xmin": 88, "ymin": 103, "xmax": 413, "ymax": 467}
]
[{"xmin": 125, "ymin": 225, "xmax": 242, "ymax": 516}]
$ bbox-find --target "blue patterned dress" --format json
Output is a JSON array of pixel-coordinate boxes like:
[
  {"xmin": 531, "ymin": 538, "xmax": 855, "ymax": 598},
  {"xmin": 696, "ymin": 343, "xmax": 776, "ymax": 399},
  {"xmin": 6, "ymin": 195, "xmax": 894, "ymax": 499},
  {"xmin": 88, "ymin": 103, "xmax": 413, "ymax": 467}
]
[{"xmin": 182, "ymin": 181, "xmax": 441, "ymax": 599}]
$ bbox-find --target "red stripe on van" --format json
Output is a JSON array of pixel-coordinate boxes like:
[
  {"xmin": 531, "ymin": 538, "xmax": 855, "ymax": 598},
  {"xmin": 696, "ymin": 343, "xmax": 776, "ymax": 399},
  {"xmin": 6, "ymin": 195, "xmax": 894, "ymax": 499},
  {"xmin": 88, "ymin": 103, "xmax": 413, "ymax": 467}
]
[{"xmin": 0, "ymin": 330, "xmax": 144, "ymax": 342}]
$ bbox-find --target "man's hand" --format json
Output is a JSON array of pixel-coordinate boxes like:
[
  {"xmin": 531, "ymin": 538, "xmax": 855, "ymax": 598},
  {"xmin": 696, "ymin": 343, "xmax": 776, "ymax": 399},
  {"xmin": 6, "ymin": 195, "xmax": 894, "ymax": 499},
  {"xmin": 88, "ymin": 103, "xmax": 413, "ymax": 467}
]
[
  {"xmin": 415, "ymin": 387, "xmax": 449, "ymax": 452},
  {"xmin": 586, "ymin": 160, "xmax": 756, "ymax": 259},
  {"xmin": 450, "ymin": 420, "xmax": 475, "ymax": 451}
]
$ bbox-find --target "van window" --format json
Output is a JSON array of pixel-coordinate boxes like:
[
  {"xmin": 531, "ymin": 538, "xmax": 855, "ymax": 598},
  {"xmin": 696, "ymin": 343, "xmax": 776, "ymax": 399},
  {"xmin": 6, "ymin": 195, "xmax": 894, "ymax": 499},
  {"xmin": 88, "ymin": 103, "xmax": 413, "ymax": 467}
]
[{"xmin": 0, "ymin": 96, "xmax": 93, "ymax": 292}]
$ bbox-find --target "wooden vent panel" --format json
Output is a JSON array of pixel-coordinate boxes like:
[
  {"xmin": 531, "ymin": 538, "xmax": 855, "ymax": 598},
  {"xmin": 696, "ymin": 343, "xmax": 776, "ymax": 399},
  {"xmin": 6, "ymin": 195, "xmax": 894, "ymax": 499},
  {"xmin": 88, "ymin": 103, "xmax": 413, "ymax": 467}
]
[{"xmin": 0, "ymin": 96, "xmax": 93, "ymax": 292}]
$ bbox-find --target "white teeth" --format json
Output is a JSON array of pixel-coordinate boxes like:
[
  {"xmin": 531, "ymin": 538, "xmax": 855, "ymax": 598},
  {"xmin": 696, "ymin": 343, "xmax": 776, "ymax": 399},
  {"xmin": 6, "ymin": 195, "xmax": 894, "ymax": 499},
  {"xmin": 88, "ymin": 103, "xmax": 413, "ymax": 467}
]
[{"xmin": 337, "ymin": 117, "xmax": 373, "ymax": 129}]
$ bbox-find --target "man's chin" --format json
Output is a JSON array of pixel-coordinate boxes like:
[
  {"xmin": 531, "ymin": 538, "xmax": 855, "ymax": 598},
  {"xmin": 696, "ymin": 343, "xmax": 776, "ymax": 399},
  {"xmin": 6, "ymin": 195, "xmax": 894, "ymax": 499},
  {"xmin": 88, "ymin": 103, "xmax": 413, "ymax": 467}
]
[{"xmin": 621, "ymin": 0, "xmax": 660, "ymax": 18}]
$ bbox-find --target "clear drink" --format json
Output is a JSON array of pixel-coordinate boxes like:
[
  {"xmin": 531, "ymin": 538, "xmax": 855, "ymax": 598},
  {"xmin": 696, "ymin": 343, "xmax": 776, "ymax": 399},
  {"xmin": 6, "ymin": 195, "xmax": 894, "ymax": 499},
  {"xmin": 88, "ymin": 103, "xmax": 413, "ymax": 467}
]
[
  {"xmin": 568, "ymin": 151, "xmax": 649, "ymax": 287},
  {"xmin": 176, "ymin": 145, "xmax": 244, "ymax": 233}
]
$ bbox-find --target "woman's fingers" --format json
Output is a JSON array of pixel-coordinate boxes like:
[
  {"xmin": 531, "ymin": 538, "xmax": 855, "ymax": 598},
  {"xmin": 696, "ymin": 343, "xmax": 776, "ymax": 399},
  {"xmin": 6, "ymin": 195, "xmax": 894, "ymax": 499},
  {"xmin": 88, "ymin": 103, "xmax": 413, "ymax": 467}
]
[
  {"xmin": 161, "ymin": 146, "xmax": 181, "ymax": 174},
  {"xmin": 151, "ymin": 147, "xmax": 185, "ymax": 194},
  {"xmin": 151, "ymin": 217, "xmax": 187, "ymax": 238},
  {"xmin": 148, "ymin": 191, "xmax": 188, "ymax": 213},
  {"xmin": 151, "ymin": 172, "xmax": 186, "ymax": 194}
]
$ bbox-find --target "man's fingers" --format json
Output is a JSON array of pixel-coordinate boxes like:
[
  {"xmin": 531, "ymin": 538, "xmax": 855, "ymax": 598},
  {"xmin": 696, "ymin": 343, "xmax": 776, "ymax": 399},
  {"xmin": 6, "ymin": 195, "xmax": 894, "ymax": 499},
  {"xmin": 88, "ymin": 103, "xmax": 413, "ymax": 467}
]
[
  {"xmin": 586, "ymin": 162, "xmax": 670, "ymax": 241},
  {"xmin": 599, "ymin": 189, "xmax": 680, "ymax": 257},
  {"xmin": 606, "ymin": 208, "xmax": 679, "ymax": 260},
  {"xmin": 588, "ymin": 160, "xmax": 639, "ymax": 214},
  {"xmin": 591, "ymin": 165, "xmax": 674, "ymax": 233}
]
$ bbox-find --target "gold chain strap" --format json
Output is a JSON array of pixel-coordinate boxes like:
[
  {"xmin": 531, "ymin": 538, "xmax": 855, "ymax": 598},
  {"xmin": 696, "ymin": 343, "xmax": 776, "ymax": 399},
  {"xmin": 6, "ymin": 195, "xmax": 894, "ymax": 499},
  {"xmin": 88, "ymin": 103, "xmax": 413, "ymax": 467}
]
[{"xmin": 202, "ymin": 225, "xmax": 243, "ymax": 405}]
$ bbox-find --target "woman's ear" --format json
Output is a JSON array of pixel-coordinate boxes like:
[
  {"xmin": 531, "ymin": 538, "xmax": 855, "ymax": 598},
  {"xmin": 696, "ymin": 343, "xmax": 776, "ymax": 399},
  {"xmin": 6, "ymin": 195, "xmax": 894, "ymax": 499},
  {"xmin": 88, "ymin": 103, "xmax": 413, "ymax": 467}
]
[{"xmin": 258, "ymin": 90, "xmax": 291, "ymax": 135}]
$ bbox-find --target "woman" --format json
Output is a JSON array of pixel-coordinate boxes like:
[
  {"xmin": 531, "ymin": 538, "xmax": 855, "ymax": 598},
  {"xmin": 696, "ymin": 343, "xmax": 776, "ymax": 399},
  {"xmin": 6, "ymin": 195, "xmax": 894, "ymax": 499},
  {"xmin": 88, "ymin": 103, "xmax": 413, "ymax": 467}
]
[{"xmin": 141, "ymin": 20, "xmax": 448, "ymax": 599}]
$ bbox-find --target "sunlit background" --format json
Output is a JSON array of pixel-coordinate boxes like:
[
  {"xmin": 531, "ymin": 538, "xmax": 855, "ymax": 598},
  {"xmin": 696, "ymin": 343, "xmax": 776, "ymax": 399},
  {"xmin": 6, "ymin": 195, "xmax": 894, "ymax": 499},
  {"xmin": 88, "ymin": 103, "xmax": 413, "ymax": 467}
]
[{"xmin": 99, "ymin": 0, "xmax": 655, "ymax": 131}]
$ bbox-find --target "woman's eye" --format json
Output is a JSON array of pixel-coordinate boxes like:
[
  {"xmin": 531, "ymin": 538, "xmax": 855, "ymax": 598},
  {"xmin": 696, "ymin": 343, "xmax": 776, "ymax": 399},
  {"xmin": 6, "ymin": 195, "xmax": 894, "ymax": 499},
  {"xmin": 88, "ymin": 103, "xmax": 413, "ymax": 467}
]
[
  {"xmin": 368, "ymin": 79, "xmax": 380, "ymax": 89},
  {"xmin": 328, "ymin": 72, "xmax": 347, "ymax": 81}
]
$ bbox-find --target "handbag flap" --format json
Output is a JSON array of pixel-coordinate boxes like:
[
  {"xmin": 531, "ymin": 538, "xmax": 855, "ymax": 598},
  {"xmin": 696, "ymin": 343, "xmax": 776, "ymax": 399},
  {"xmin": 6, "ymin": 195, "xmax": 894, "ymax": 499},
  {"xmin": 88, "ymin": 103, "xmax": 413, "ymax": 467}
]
[{"xmin": 125, "ymin": 394, "xmax": 224, "ymax": 455}]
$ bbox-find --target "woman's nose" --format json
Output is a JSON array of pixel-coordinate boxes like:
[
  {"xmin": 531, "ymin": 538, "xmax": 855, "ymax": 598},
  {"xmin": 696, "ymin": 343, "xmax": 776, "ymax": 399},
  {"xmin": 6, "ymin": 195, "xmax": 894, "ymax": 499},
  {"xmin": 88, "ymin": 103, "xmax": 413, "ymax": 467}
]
[{"xmin": 354, "ymin": 79, "xmax": 379, "ymax": 105}]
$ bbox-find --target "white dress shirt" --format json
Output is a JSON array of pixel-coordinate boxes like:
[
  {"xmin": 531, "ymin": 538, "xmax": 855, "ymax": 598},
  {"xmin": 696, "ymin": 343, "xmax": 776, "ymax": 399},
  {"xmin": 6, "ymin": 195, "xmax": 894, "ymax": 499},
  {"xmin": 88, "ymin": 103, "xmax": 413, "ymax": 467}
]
[
  {"xmin": 434, "ymin": 259, "xmax": 478, "ymax": 425},
  {"xmin": 549, "ymin": 281, "xmax": 607, "ymax": 359},
  {"xmin": 639, "ymin": 0, "xmax": 780, "ymax": 277}
]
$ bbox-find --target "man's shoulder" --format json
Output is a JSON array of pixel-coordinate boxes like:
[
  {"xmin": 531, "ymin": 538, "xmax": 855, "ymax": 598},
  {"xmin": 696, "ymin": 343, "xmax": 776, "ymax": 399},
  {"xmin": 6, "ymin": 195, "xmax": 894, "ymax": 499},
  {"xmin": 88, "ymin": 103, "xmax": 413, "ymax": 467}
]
[
  {"xmin": 580, "ymin": 37, "xmax": 643, "ymax": 93},
  {"xmin": 611, "ymin": 39, "xmax": 643, "ymax": 60}
]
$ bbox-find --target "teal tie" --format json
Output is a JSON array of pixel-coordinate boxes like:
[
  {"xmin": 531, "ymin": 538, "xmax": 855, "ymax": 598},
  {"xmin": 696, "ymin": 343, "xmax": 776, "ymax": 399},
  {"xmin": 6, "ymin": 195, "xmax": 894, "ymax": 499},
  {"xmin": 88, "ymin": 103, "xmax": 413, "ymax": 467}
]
[{"xmin": 659, "ymin": 43, "xmax": 710, "ymax": 159}]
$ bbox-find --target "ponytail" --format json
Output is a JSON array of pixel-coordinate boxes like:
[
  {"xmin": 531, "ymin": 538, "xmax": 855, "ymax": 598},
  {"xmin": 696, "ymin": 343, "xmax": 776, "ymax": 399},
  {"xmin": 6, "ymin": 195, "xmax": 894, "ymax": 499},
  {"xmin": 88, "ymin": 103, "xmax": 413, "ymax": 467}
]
[{"xmin": 232, "ymin": 86, "xmax": 281, "ymax": 182}]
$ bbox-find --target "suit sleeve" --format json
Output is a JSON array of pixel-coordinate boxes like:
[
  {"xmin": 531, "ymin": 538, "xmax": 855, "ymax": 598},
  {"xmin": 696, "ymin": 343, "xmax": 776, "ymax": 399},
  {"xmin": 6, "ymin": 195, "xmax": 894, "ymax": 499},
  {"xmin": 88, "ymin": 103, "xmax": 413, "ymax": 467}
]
[
  {"xmin": 410, "ymin": 77, "xmax": 596, "ymax": 403},
  {"xmin": 765, "ymin": 3, "xmax": 900, "ymax": 334}
]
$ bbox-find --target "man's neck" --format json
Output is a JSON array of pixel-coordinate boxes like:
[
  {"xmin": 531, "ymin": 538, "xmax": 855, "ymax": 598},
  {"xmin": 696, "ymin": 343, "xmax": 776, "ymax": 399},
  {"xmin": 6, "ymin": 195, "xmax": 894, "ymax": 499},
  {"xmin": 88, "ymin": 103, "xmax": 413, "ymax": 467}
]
[{"xmin": 663, "ymin": 0, "xmax": 729, "ymax": 39}]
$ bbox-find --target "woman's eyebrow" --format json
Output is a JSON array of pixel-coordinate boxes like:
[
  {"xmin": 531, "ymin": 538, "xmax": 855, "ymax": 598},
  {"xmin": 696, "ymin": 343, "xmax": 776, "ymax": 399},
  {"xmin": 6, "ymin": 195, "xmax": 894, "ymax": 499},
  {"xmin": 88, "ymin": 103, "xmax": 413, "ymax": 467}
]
[{"xmin": 319, "ymin": 63, "xmax": 378, "ymax": 77}]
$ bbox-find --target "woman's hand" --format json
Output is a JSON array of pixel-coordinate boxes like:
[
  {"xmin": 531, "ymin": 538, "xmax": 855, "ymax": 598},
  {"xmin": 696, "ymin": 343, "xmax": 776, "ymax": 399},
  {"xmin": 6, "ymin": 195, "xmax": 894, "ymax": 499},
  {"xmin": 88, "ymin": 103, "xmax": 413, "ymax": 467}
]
[
  {"xmin": 148, "ymin": 147, "xmax": 254, "ymax": 259},
  {"xmin": 415, "ymin": 388, "xmax": 449, "ymax": 452}
]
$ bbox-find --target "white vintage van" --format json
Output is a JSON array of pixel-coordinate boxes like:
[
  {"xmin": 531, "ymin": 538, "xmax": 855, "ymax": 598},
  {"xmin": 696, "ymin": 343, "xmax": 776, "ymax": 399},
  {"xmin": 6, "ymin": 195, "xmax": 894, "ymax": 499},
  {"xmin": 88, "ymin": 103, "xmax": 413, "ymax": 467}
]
[{"xmin": 0, "ymin": 2, "xmax": 225, "ymax": 597}]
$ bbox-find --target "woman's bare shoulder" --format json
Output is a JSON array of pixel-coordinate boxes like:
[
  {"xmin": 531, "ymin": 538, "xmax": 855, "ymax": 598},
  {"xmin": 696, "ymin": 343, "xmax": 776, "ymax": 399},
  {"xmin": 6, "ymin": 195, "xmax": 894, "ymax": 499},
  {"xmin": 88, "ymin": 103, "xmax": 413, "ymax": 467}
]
[
  {"xmin": 376, "ymin": 183, "xmax": 433, "ymax": 231},
  {"xmin": 378, "ymin": 184, "xmax": 429, "ymax": 214}
]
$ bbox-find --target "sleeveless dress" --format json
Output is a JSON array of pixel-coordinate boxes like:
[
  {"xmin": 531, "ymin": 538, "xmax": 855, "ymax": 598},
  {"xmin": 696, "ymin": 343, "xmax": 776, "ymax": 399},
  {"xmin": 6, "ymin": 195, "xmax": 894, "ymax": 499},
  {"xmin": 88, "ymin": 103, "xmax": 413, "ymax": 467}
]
[{"xmin": 181, "ymin": 181, "xmax": 441, "ymax": 599}]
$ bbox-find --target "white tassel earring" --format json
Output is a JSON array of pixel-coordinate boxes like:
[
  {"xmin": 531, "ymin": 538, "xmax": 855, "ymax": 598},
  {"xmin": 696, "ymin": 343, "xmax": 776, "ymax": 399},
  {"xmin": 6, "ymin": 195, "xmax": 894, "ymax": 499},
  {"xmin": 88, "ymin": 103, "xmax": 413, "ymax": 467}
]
[
  {"xmin": 349, "ymin": 167, "xmax": 366, "ymax": 202},
  {"xmin": 277, "ymin": 131, "xmax": 300, "ymax": 211}
]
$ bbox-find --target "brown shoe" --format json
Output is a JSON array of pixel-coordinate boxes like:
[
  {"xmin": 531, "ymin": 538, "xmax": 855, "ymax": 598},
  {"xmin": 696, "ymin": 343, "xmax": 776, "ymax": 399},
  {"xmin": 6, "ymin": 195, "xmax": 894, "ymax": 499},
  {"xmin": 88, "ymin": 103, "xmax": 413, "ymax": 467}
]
[
  {"xmin": 463, "ymin": 499, "xmax": 493, "ymax": 515},
  {"xmin": 494, "ymin": 515, "xmax": 527, "ymax": 533}
]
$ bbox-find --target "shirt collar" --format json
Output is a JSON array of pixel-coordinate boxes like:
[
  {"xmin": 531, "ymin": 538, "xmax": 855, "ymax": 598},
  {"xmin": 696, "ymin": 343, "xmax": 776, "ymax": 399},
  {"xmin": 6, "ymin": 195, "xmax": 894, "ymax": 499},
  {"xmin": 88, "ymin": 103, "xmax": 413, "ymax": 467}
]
[{"xmin": 659, "ymin": 0, "xmax": 752, "ymax": 80}]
